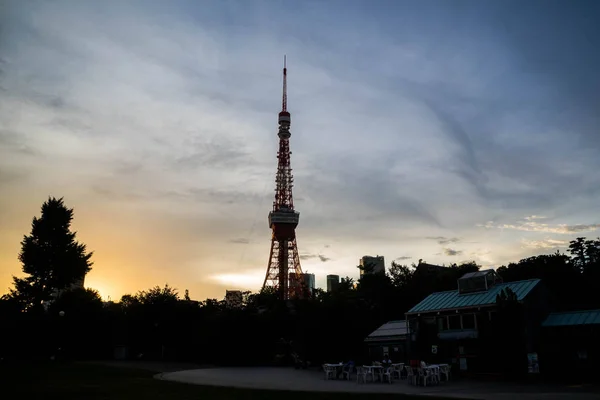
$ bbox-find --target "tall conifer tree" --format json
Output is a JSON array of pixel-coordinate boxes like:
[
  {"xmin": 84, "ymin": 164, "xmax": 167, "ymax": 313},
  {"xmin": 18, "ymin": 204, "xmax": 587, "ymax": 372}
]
[{"xmin": 9, "ymin": 197, "xmax": 93, "ymax": 310}]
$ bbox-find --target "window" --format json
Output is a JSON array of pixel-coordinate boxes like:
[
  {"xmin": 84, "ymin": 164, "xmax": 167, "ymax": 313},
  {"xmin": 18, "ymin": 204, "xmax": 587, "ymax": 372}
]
[
  {"xmin": 437, "ymin": 317, "xmax": 448, "ymax": 332},
  {"xmin": 462, "ymin": 314, "xmax": 476, "ymax": 330},
  {"xmin": 448, "ymin": 315, "xmax": 461, "ymax": 330}
]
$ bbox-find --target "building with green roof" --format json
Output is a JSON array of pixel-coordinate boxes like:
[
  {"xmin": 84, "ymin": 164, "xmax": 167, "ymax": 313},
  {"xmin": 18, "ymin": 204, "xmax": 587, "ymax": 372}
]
[
  {"xmin": 540, "ymin": 309, "xmax": 600, "ymax": 378},
  {"xmin": 404, "ymin": 269, "xmax": 549, "ymax": 374},
  {"xmin": 407, "ymin": 277, "xmax": 541, "ymax": 315}
]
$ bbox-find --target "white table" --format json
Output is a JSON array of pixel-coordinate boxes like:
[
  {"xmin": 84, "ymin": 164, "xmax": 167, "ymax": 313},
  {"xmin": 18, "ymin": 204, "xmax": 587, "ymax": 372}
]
[{"xmin": 323, "ymin": 363, "xmax": 344, "ymax": 380}]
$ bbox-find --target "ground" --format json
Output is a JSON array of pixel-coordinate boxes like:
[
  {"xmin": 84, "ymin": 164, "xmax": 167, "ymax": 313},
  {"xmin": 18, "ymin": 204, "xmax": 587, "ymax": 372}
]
[
  {"xmin": 2, "ymin": 361, "xmax": 598, "ymax": 400},
  {"xmin": 160, "ymin": 366, "xmax": 600, "ymax": 400},
  {"xmin": 0, "ymin": 361, "xmax": 453, "ymax": 400}
]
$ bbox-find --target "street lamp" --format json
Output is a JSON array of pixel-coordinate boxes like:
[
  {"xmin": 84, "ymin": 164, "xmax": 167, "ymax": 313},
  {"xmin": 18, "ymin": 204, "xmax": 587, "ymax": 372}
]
[{"xmin": 58, "ymin": 310, "xmax": 65, "ymax": 360}]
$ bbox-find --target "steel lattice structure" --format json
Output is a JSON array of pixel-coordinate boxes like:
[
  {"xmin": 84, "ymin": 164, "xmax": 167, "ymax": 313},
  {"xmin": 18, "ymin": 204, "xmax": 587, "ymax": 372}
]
[{"xmin": 262, "ymin": 57, "xmax": 305, "ymax": 300}]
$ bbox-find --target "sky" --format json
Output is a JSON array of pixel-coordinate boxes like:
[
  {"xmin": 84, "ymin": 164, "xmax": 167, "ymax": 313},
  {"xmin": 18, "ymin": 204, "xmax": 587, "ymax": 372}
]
[{"xmin": 1, "ymin": 0, "xmax": 599, "ymax": 301}]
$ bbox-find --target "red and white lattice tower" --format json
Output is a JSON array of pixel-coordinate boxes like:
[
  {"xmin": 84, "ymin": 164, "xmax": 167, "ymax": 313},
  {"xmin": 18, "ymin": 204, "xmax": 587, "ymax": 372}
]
[{"xmin": 262, "ymin": 56, "xmax": 305, "ymax": 300}]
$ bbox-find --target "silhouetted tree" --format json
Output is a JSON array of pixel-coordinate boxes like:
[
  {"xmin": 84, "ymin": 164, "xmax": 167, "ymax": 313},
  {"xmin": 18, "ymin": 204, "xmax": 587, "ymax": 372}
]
[
  {"xmin": 493, "ymin": 288, "xmax": 526, "ymax": 375},
  {"xmin": 388, "ymin": 262, "xmax": 414, "ymax": 288},
  {"xmin": 339, "ymin": 276, "xmax": 355, "ymax": 291},
  {"xmin": 50, "ymin": 287, "xmax": 104, "ymax": 317},
  {"xmin": 496, "ymin": 249, "xmax": 597, "ymax": 310},
  {"xmin": 357, "ymin": 261, "xmax": 375, "ymax": 275},
  {"xmin": 48, "ymin": 288, "xmax": 105, "ymax": 359},
  {"xmin": 135, "ymin": 284, "xmax": 179, "ymax": 305},
  {"xmin": 568, "ymin": 237, "xmax": 600, "ymax": 273},
  {"xmin": 6, "ymin": 234, "xmax": 600, "ymax": 368},
  {"xmin": 8, "ymin": 197, "xmax": 93, "ymax": 311}
]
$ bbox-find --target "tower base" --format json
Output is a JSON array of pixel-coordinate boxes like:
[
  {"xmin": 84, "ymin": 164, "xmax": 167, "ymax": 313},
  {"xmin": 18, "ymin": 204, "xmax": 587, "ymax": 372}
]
[{"xmin": 263, "ymin": 233, "xmax": 303, "ymax": 300}]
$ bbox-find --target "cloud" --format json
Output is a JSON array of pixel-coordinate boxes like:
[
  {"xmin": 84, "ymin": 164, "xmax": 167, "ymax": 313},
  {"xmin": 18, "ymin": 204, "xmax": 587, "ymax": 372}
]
[
  {"xmin": 480, "ymin": 218, "xmax": 600, "ymax": 235},
  {"xmin": 521, "ymin": 238, "xmax": 569, "ymax": 250},
  {"xmin": 395, "ymin": 256, "xmax": 412, "ymax": 261},
  {"xmin": 444, "ymin": 248, "xmax": 463, "ymax": 256},
  {"xmin": 524, "ymin": 215, "xmax": 547, "ymax": 221},
  {"xmin": 229, "ymin": 238, "xmax": 250, "ymax": 244},
  {"xmin": 300, "ymin": 253, "xmax": 330, "ymax": 262},
  {"xmin": 427, "ymin": 236, "xmax": 460, "ymax": 245}
]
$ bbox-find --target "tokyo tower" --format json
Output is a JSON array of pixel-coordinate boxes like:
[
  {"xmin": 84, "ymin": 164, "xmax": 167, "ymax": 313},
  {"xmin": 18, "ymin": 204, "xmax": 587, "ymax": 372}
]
[{"xmin": 262, "ymin": 57, "xmax": 305, "ymax": 300}]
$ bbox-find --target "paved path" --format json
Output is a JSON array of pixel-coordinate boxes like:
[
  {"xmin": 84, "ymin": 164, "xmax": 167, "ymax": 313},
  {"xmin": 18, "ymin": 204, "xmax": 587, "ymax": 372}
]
[
  {"xmin": 85, "ymin": 360, "xmax": 210, "ymax": 373},
  {"xmin": 157, "ymin": 367, "xmax": 599, "ymax": 399}
]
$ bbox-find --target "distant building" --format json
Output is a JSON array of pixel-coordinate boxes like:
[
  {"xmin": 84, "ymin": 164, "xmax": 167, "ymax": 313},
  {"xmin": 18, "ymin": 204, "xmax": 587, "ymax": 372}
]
[
  {"xmin": 288, "ymin": 272, "xmax": 316, "ymax": 298},
  {"xmin": 225, "ymin": 290, "xmax": 243, "ymax": 308},
  {"xmin": 301, "ymin": 273, "xmax": 316, "ymax": 295},
  {"xmin": 415, "ymin": 262, "xmax": 446, "ymax": 274},
  {"xmin": 326, "ymin": 274, "xmax": 340, "ymax": 292},
  {"xmin": 360, "ymin": 255, "xmax": 385, "ymax": 277}
]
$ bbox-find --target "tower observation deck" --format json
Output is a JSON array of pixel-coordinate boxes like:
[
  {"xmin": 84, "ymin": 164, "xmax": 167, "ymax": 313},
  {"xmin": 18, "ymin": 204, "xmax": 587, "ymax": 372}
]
[{"xmin": 262, "ymin": 57, "xmax": 306, "ymax": 300}]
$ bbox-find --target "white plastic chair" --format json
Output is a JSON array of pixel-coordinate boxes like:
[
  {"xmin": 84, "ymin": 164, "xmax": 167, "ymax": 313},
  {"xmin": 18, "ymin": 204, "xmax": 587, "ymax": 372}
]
[
  {"xmin": 405, "ymin": 366, "xmax": 416, "ymax": 385},
  {"xmin": 439, "ymin": 364, "xmax": 450, "ymax": 381},
  {"xmin": 429, "ymin": 368, "xmax": 438, "ymax": 385},
  {"xmin": 356, "ymin": 366, "xmax": 368, "ymax": 384},
  {"xmin": 383, "ymin": 367, "xmax": 394, "ymax": 384},
  {"xmin": 393, "ymin": 364, "xmax": 404, "ymax": 379},
  {"xmin": 363, "ymin": 366, "xmax": 376, "ymax": 382},
  {"xmin": 342, "ymin": 365, "xmax": 354, "ymax": 380},
  {"xmin": 322, "ymin": 364, "xmax": 336, "ymax": 380},
  {"xmin": 418, "ymin": 368, "xmax": 433, "ymax": 387}
]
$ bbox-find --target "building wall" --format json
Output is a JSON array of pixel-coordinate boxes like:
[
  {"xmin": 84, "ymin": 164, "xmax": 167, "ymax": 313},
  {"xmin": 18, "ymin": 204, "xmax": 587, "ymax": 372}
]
[
  {"xmin": 407, "ymin": 311, "xmax": 491, "ymax": 371},
  {"xmin": 326, "ymin": 275, "xmax": 339, "ymax": 292},
  {"xmin": 367, "ymin": 340, "xmax": 407, "ymax": 363},
  {"xmin": 301, "ymin": 273, "xmax": 315, "ymax": 294},
  {"xmin": 541, "ymin": 325, "xmax": 600, "ymax": 379},
  {"xmin": 521, "ymin": 283, "xmax": 551, "ymax": 354},
  {"xmin": 225, "ymin": 290, "xmax": 243, "ymax": 307},
  {"xmin": 360, "ymin": 255, "xmax": 385, "ymax": 276}
]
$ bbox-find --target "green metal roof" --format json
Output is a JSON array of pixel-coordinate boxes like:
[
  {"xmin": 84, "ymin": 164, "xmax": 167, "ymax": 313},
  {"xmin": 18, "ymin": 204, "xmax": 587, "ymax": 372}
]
[
  {"xmin": 542, "ymin": 310, "xmax": 600, "ymax": 327},
  {"xmin": 407, "ymin": 279, "xmax": 541, "ymax": 315},
  {"xmin": 365, "ymin": 320, "xmax": 408, "ymax": 342}
]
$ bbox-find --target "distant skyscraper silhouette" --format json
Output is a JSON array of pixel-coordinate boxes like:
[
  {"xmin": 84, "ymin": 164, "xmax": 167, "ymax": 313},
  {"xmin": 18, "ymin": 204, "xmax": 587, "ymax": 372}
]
[
  {"xmin": 301, "ymin": 273, "xmax": 316, "ymax": 295},
  {"xmin": 326, "ymin": 275, "xmax": 340, "ymax": 292}
]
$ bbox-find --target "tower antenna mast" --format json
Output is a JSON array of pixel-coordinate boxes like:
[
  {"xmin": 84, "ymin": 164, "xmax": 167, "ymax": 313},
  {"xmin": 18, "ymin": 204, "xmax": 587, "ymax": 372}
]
[{"xmin": 282, "ymin": 55, "xmax": 287, "ymax": 112}]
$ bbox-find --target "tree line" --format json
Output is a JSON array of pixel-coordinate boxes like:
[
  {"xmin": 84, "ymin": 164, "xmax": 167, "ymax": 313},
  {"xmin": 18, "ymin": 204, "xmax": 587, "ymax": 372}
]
[{"xmin": 1, "ymin": 197, "xmax": 599, "ymax": 365}]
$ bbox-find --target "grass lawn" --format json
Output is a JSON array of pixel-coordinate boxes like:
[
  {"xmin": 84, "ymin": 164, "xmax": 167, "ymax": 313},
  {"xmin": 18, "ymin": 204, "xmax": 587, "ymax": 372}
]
[{"xmin": 1, "ymin": 361, "xmax": 458, "ymax": 400}]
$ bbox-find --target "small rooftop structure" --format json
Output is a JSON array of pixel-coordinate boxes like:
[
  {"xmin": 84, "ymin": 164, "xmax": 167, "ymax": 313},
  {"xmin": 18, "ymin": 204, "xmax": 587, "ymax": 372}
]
[
  {"xmin": 365, "ymin": 320, "xmax": 408, "ymax": 343},
  {"xmin": 406, "ymin": 278, "xmax": 541, "ymax": 315},
  {"xmin": 542, "ymin": 309, "xmax": 600, "ymax": 327},
  {"xmin": 458, "ymin": 269, "xmax": 503, "ymax": 295}
]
